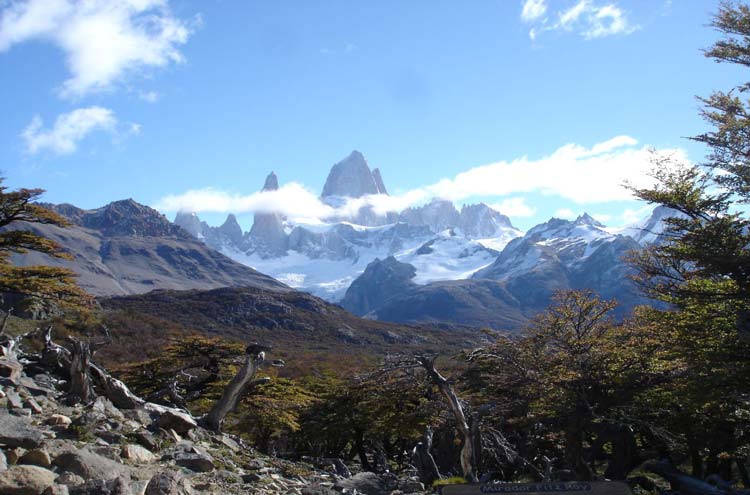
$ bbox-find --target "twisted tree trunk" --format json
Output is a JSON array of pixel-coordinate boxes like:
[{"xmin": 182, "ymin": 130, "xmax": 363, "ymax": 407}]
[
  {"xmin": 67, "ymin": 337, "xmax": 94, "ymax": 403},
  {"xmin": 417, "ymin": 355, "xmax": 478, "ymax": 482},
  {"xmin": 202, "ymin": 343, "xmax": 270, "ymax": 432}
]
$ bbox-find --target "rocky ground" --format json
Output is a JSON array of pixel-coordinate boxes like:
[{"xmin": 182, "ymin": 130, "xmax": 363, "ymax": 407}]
[{"xmin": 0, "ymin": 353, "xmax": 430, "ymax": 495}]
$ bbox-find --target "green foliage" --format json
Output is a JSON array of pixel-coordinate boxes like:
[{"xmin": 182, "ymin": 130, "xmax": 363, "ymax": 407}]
[
  {"xmin": 432, "ymin": 476, "xmax": 467, "ymax": 487},
  {"xmin": 0, "ymin": 181, "xmax": 92, "ymax": 313}
]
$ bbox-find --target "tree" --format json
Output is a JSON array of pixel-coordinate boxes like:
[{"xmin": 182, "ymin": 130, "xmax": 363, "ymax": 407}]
[
  {"xmin": 627, "ymin": 1, "xmax": 750, "ymax": 338},
  {"xmin": 0, "ymin": 181, "xmax": 91, "ymax": 313},
  {"xmin": 467, "ymin": 291, "xmax": 664, "ymax": 481}
]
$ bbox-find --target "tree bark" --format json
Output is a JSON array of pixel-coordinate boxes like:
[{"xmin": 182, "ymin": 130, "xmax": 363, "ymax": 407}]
[
  {"xmin": 202, "ymin": 344, "xmax": 268, "ymax": 432},
  {"xmin": 67, "ymin": 337, "xmax": 95, "ymax": 404},
  {"xmin": 417, "ymin": 355, "xmax": 478, "ymax": 482},
  {"xmin": 412, "ymin": 426, "xmax": 441, "ymax": 485}
]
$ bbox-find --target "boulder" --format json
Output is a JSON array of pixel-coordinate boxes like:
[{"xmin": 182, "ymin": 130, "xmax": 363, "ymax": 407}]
[
  {"xmin": 19, "ymin": 449, "xmax": 52, "ymax": 468},
  {"xmin": 68, "ymin": 476, "xmax": 130, "ymax": 495},
  {"xmin": 6, "ymin": 389, "xmax": 24, "ymax": 409},
  {"xmin": 0, "ymin": 358, "xmax": 22, "ymax": 384},
  {"xmin": 156, "ymin": 410, "xmax": 196, "ymax": 435},
  {"xmin": 121, "ymin": 444, "xmax": 155, "ymax": 464},
  {"xmin": 0, "ymin": 411, "xmax": 44, "ymax": 448},
  {"xmin": 0, "ymin": 464, "xmax": 57, "ymax": 495},
  {"xmin": 52, "ymin": 448, "xmax": 130, "ymax": 480},
  {"xmin": 334, "ymin": 472, "xmax": 390, "ymax": 495},
  {"xmin": 42, "ymin": 486, "xmax": 69, "ymax": 495},
  {"xmin": 145, "ymin": 471, "xmax": 194, "ymax": 495},
  {"xmin": 0, "ymin": 449, "xmax": 7, "ymax": 472},
  {"xmin": 174, "ymin": 452, "xmax": 214, "ymax": 473},
  {"xmin": 45, "ymin": 415, "xmax": 71, "ymax": 427},
  {"xmin": 54, "ymin": 473, "xmax": 85, "ymax": 488}
]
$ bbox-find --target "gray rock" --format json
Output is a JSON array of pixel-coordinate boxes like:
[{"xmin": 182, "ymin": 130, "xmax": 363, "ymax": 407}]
[
  {"xmin": 68, "ymin": 476, "xmax": 130, "ymax": 495},
  {"xmin": 6, "ymin": 389, "xmax": 24, "ymax": 409},
  {"xmin": 0, "ymin": 411, "xmax": 44, "ymax": 448},
  {"xmin": 42, "ymin": 485, "xmax": 69, "ymax": 495},
  {"xmin": 132, "ymin": 430, "xmax": 158, "ymax": 451},
  {"xmin": 24, "ymin": 399, "xmax": 42, "ymax": 414},
  {"xmin": 156, "ymin": 410, "xmax": 196, "ymax": 435},
  {"xmin": 91, "ymin": 397, "xmax": 125, "ymax": 422},
  {"xmin": 54, "ymin": 472, "xmax": 85, "ymax": 487},
  {"xmin": 45, "ymin": 415, "xmax": 71, "ymax": 427},
  {"xmin": 0, "ymin": 358, "xmax": 22, "ymax": 384},
  {"xmin": 121, "ymin": 444, "xmax": 155, "ymax": 464},
  {"xmin": 0, "ymin": 464, "xmax": 57, "ymax": 495},
  {"xmin": 174, "ymin": 452, "xmax": 214, "ymax": 473},
  {"xmin": 0, "ymin": 449, "xmax": 7, "ymax": 472},
  {"xmin": 52, "ymin": 448, "xmax": 130, "ymax": 480},
  {"xmin": 334, "ymin": 472, "xmax": 390, "ymax": 495},
  {"xmin": 145, "ymin": 471, "xmax": 193, "ymax": 495},
  {"xmin": 19, "ymin": 449, "xmax": 52, "ymax": 468}
]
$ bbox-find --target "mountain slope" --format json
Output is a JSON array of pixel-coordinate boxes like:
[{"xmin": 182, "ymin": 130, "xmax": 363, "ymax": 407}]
[{"xmin": 14, "ymin": 200, "xmax": 287, "ymax": 296}]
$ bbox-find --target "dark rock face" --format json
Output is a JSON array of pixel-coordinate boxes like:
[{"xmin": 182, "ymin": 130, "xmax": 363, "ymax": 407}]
[
  {"xmin": 249, "ymin": 172, "xmax": 289, "ymax": 257},
  {"xmin": 458, "ymin": 203, "xmax": 514, "ymax": 237},
  {"xmin": 399, "ymin": 199, "xmax": 461, "ymax": 234},
  {"xmin": 321, "ymin": 151, "xmax": 383, "ymax": 198},
  {"xmin": 371, "ymin": 279, "xmax": 527, "ymax": 330},
  {"xmin": 372, "ymin": 168, "xmax": 388, "ymax": 195},
  {"xmin": 77, "ymin": 199, "xmax": 187, "ymax": 239},
  {"xmin": 340, "ymin": 257, "xmax": 417, "ymax": 316}
]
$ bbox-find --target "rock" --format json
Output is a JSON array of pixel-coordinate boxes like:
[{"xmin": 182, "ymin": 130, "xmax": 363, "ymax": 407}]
[
  {"xmin": 145, "ymin": 471, "xmax": 194, "ymax": 495},
  {"xmin": 0, "ymin": 358, "xmax": 22, "ymax": 384},
  {"xmin": 42, "ymin": 485, "xmax": 69, "ymax": 495},
  {"xmin": 124, "ymin": 408, "xmax": 152, "ymax": 427},
  {"xmin": 6, "ymin": 389, "xmax": 24, "ymax": 409},
  {"xmin": 6, "ymin": 447, "xmax": 26, "ymax": 464},
  {"xmin": 45, "ymin": 415, "xmax": 71, "ymax": 427},
  {"xmin": 121, "ymin": 444, "xmax": 155, "ymax": 464},
  {"xmin": 68, "ymin": 476, "xmax": 130, "ymax": 495},
  {"xmin": 399, "ymin": 478, "xmax": 425, "ymax": 493},
  {"xmin": 215, "ymin": 434, "xmax": 240, "ymax": 452},
  {"xmin": 0, "ymin": 449, "xmax": 7, "ymax": 472},
  {"xmin": 54, "ymin": 473, "xmax": 85, "ymax": 488},
  {"xmin": 156, "ymin": 410, "xmax": 196, "ymax": 435},
  {"xmin": 24, "ymin": 399, "xmax": 42, "ymax": 414},
  {"xmin": 91, "ymin": 398, "xmax": 125, "ymax": 422},
  {"xmin": 52, "ymin": 448, "xmax": 130, "ymax": 480},
  {"xmin": 19, "ymin": 449, "xmax": 52, "ymax": 468},
  {"xmin": 241, "ymin": 473, "xmax": 262, "ymax": 483},
  {"xmin": 132, "ymin": 431, "xmax": 158, "ymax": 451},
  {"xmin": 174, "ymin": 452, "xmax": 214, "ymax": 473},
  {"xmin": 0, "ymin": 464, "xmax": 57, "ymax": 495},
  {"xmin": 11, "ymin": 409, "xmax": 32, "ymax": 417},
  {"xmin": 0, "ymin": 411, "xmax": 44, "ymax": 448},
  {"xmin": 334, "ymin": 472, "xmax": 390, "ymax": 495}
]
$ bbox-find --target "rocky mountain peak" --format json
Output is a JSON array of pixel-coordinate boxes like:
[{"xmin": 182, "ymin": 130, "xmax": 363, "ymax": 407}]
[
  {"xmin": 321, "ymin": 151, "xmax": 385, "ymax": 198},
  {"xmin": 372, "ymin": 168, "xmax": 388, "ymax": 195},
  {"xmin": 340, "ymin": 256, "xmax": 417, "ymax": 316},
  {"xmin": 575, "ymin": 213, "xmax": 604, "ymax": 228},
  {"xmin": 83, "ymin": 199, "xmax": 186, "ymax": 238},
  {"xmin": 218, "ymin": 213, "xmax": 244, "ymax": 245},
  {"xmin": 262, "ymin": 171, "xmax": 279, "ymax": 192},
  {"xmin": 174, "ymin": 211, "xmax": 204, "ymax": 238}
]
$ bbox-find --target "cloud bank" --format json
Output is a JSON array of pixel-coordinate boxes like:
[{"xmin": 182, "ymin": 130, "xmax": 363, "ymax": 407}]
[
  {"xmin": 155, "ymin": 136, "xmax": 687, "ymax": 225},
  {"xmin": 521, "ymin": 0, "xmax": 637, "ymax": 41},
  {"xmin": 22, "ymin": 106, "xmax": 117, "ymax": 154},
  {"xmin": 0, "ymin": 0, "xmax": 193, "ymax": 97}
]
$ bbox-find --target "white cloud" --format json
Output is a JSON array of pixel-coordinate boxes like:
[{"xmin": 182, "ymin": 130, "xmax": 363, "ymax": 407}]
[
  {"xmin": 424, "ymin": 136, "xmax": 685, "ymax": 204},
  {"xmin": 554, "ymin": 208, "xmax": 577, "ymax": 220},
  {"xmin": 521, "ymin": 0, "xmax": 547, "ymax": 22},
  {"xmin": 155, "ymin": 136, "xmax": 688, "ymax": 226},
  {"xmin": 491, "ymin": 197, "xmax": 536, "ymax": 217},
  {"xmin": 22, "ymin": 106, "xmax": 117, "ymax": 154},
  {"xmin": 525, "ymin": 0, "xmax": 637, "ymax": 41},
  {"xmin": 138, "ymin": 90, "xmax": 160, "ymax": 103},
  {"xmin": 0, "ymin": 0, "xmax": 193, "ymax": 97},
  {"xmin": 620, "ymin": 204, "xmax": 653, "ymax": 225}
]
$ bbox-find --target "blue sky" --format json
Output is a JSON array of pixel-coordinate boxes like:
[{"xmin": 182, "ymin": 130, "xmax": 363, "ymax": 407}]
[{"xmin": 0, "ymin": 0, "xmax": 742, "ymax": 231}]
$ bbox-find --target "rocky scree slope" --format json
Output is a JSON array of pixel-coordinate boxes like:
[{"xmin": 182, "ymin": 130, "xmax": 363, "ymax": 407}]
[{"xmin": 0, "ymin": 336, "xmax": 431, "ymax": 495}]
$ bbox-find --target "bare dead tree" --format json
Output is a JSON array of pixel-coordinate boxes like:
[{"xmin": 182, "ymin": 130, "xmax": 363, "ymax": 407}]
[
  {"xmin": 412, "ymin": 426, "xmax": 442, "ymax": 485},
  {"xmin": 367, "ymin": 353, "xmax": 479, "ymax": 482},
  {"xmin": 201, "ymin": 342, "xmax": 273, "ymax": 432}
]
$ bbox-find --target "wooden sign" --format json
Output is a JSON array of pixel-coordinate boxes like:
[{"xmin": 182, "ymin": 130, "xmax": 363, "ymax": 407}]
[{"xmin": 441, "ymin": 481, "xmax": 631, "ymax": 495}]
